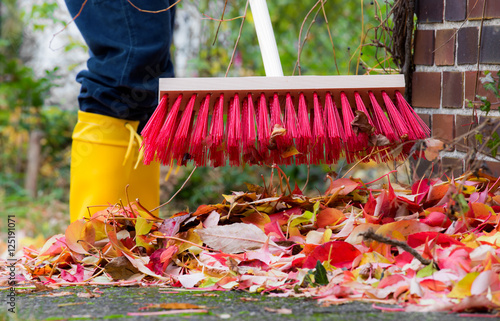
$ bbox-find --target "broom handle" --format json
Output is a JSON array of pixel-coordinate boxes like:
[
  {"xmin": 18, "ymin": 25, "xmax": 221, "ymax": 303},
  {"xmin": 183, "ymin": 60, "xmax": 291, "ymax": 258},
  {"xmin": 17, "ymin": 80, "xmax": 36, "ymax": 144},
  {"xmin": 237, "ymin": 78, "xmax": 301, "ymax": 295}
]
[{"xmin": 249, "ymin": 0, "xmax": 284, "ymax": 77}]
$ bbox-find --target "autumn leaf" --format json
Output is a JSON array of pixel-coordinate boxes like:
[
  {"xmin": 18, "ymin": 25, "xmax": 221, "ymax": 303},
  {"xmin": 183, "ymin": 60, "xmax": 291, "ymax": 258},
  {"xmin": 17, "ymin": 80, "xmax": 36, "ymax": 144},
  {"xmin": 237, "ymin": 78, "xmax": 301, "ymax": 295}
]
[
  {"xmin": 351, "ymin": 110, "xmax": 375, "ymax": 135},
  {"xmin": 302, "ymin": 241, "xmax": 361, "ymax": 269},
  {"xmin": 196, "ymin": 223, "xmax": 282, "ymax": 254}
]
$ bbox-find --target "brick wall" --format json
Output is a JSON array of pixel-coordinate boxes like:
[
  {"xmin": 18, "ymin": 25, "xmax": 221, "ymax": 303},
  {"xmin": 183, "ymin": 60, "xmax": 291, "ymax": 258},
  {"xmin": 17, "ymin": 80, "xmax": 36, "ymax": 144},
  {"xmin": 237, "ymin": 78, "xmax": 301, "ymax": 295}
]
[{"xmin": 412, "ymin": 0, "xmax": 500, "ymax": 175}]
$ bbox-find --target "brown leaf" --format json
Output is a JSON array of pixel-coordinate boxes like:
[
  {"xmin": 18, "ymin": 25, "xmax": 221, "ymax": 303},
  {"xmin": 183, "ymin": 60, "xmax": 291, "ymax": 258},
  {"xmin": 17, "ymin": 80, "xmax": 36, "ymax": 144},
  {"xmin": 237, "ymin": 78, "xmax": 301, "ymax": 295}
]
[
  {"xmin": 423, "ymin": 138, "xmax": 445, "ymax": 161},
  {"xmin": 369, "ymin": 134, "xmax": 391, "ymax": 147},
  {"xmin": 351, "ymin": 110, "xmax": 375, "ymax": 135},
  {"xmin": 33, "ymin": 282, "xmax": 56, "ymax": 293},
  {"xmin": 104, "ymin": 256, "xmax": 140, "ymax": 280}
]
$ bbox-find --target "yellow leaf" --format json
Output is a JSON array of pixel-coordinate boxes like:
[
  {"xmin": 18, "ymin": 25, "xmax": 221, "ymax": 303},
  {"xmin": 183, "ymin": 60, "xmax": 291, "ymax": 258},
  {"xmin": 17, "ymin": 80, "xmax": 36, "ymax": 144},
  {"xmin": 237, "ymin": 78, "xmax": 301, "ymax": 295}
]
[
  {"xmin": 477, "ymin": 231, "xmax": 500, "ymax": 246},
  {"xmin": 281, "ymin": 146, "xmax": 300, "ymax": 158},
  {"xmin": 322, "ymin": 229, "xmax": 332, "ymax": 244},
  {"xmin": 358, "ymin": 252, "xmax": 392, "ymax": 266},
  {"xmin": 448, "ymin": 272, "xmax": 480, "ymax": 299},
  {"xmin": 135, "ymin": 217, "xmax": 153, "ymax": 236}
]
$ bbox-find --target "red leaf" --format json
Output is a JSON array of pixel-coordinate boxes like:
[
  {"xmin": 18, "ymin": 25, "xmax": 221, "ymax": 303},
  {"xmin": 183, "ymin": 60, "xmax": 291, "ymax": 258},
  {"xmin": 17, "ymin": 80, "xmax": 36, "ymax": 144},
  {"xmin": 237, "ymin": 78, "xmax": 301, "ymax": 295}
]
[
  {"xmin": 407, "ymin": 232, "xmax": 463, "ymax": 248},
  {"xmin": 303, "ymin": 241, "xmax": 361, "ymax": 269},
  {"xmin": 325, "ymin": 178, "xmax": 360, "ymax": 196}
]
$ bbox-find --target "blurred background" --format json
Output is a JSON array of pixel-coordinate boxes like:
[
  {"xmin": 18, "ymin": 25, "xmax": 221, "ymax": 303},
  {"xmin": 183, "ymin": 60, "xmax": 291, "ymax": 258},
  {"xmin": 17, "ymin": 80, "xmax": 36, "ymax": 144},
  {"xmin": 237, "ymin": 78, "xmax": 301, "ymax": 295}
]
[{"xmin": 0, "ymin": 0, "xmax": 403, "ymax": 245}]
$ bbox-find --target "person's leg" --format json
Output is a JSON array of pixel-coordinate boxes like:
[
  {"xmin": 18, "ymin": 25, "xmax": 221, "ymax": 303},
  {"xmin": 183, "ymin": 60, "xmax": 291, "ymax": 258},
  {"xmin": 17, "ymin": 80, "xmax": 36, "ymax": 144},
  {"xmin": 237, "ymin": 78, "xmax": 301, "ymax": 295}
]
[{"xmin": 66, "ymin": 0, "xmax": 175, "ymax": 221}]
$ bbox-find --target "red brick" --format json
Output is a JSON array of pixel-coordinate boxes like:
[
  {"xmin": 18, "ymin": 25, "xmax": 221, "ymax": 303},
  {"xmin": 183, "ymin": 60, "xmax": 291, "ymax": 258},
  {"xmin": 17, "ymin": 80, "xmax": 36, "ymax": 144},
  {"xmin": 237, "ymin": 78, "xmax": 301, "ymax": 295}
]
[
  {"xmin": 480, "ymin": 26, "xmax": 500, "ymax": 64},
  {"xmin": 455, "ymin": 114, "xmax": 479, "ymax": 152},
  {"xmin": 417, "ymin": 113, "xmax": 431, "ymax": 129},
  {"xmin": 441, "ymin": 157, "xmax": 464, "ymax": 177},
  {"xmin": 432, "ymin": 114, "xmax": 455, "ymax": 143},
  {"xmin": 442, "ymin": 72, "xmax": 464, "ymax": 108},
  {"xmin": 465, "ymin": 71, "xmax": 500, "ymax": 108},
  {"xmin": 435, "ymin": 29, "xmax": 456, "ymax": 66},
  {"xmin": 412, "ymin": 72, "xmax": 441, "ymax": 108},
  {"xmin": 417, "ymin": 0, "xmax": 444, "ymax": 23},
  {"xmin": 485, "ymin": 161, "xmax": 500, "ymax": 177},
  {"xmin": 467, "ymin": 0, "xmax": 500, "ymax": 19},
  {"xmin": 446, "ymin": 0, "xmax": 467, "ymax": 21},
  {"xmin": 457, "ymin": 27, "xmax": 479, "ymax": 65},
  {"xmin": 414, "ymin": 30, "xmax": 435, "ymax": 66}
]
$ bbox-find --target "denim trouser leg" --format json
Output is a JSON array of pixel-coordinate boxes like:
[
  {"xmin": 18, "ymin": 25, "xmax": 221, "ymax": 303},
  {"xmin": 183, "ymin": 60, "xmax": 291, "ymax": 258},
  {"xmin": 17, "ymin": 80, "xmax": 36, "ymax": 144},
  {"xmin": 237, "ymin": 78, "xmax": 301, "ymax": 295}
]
[{"xmin": 65, "ymin": 0, "xmax": 176, "ymax": 129}]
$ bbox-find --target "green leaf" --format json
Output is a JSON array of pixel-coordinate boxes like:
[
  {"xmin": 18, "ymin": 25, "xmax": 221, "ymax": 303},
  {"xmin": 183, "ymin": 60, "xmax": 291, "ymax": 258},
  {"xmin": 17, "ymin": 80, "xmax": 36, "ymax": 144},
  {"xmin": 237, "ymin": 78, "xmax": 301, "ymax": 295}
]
[
  {"xmin": 314, "ymin": 260, "xmax": 329, "ymax": 286},
  {"xmin": 416, "ymin": 262, "xmax": 438, "ymax": 278},
  {"xmin": 475, "ymin": 133, "xmax": 483, "ymax": 144},
  {"xmin": 456, "ymin": 193, "xmax": 470, "ymax": 214}
]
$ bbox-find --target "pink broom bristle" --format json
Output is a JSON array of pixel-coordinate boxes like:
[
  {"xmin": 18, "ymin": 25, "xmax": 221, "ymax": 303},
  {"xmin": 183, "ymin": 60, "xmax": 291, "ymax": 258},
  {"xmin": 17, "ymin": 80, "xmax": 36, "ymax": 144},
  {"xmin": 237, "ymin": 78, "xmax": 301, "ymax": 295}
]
[
  {"xmin": 353, "ymin": 92, "xmax": 376, "ymax": 162},
  {"xmin": 311, "ymin": 93, "xmax": 326, "ymax": 165},
  {"xmin": 284, "ymin": 94, "xmax": 299, "ymax": 164},
  {"xmin": 209, "ymin": 94, "xmax": 225, "ymax": 167},
  {"xmin": 368, "ymin": 91, "xmax": 397, "ymax": 143},
  {"xmin": 341, "ymin": 92, "xmax": 365, "ymax": 163},
  {"xmin": 270, "ymin": 93, "xmax": 290, "ymax": 165},
  {"xmin": 296, "ymin": 93, "xmax": 312, "ymax": 165},
  {"xmin": 395, "ymin": 91, "xmax": 430, "ymax": 138},
  {"xmin": 354, "ymin": 92, "xmax": 376, "ymax": 129},
  {"xmin": 257, "ymin": 93, "xmax": 270, "ymax": 162},
  {"xmin": 285, "ymin": 93, "xmax": 299, "ymax": 143},
  {"xmin": 141, "ymin": 94, "xmax": 168, "ymax": 165},
  {"xmin": 382, "ymin": 91, "xmax": 411, "ymax": 140},
  {"xmin": 226, "ymin": 94, "xmax": 242, "ymax": 166},
  {"xmin": 241, "ymin": 94, "xmax": 257, "ymax": 161},
  {"xmin": 190, "ymin": 94, "xmax": 211, "ymax": 166},
  {"xmin": 171, "ymin": 94, "xmax": 196, "ymax": 164},
  {"xmin": 155, "ymin": 94, "xmax": 183, "ymax": 165},
  {"xmin": 324, "ymin": 92, "xmax": 343, "ymax": 164}
]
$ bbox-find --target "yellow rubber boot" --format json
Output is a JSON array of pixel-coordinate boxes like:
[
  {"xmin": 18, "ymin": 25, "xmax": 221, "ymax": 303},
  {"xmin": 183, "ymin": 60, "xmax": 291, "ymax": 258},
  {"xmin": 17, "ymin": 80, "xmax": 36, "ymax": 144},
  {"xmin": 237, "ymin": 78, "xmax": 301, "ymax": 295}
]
[{"xmin": 70, "ymin": 111, "xmax": 160, "ymax": 222}]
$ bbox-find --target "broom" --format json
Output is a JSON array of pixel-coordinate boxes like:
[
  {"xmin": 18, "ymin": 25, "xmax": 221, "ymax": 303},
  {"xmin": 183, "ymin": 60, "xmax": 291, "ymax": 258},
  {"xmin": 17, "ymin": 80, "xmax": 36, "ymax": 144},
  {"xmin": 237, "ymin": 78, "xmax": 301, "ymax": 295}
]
[{"xmin": 141, "ymin": 0, "xmax": 430, "ymax": 168}]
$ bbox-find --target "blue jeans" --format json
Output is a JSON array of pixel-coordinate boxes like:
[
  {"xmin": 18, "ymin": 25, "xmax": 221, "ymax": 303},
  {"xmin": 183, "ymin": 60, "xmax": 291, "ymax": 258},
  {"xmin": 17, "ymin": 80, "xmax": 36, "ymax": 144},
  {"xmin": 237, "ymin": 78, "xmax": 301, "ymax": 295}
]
[{"xmin": 65, "ymin": 0, "xmax": 176, "ymax": 129}]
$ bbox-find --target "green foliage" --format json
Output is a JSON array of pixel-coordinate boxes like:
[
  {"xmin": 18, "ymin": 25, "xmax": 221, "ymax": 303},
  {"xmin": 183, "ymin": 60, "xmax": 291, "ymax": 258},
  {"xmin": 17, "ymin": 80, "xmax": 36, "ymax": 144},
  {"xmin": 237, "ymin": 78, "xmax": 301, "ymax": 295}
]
[
  {"xmin": 0, "ymin": 0, "xmax": 74, "ymax": 202},
  {"xmin": 471, "ymin": 71, "xmax": 500, "ymax": 159},
  {"xmin": 187, "ymin": 0, "xmax": 398, "ymax": 77}
]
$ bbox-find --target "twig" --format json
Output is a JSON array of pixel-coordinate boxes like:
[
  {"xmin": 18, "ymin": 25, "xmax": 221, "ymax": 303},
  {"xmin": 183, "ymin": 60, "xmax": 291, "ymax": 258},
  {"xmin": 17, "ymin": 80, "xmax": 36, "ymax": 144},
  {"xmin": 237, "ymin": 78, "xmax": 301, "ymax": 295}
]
[
  {"xmin": 225, "ymin": 0, "xmax": 249, "ymax": 77},
  {"xmin": 152, "ymin": 166, "xmax": 198, "ymax": 212},
  {"xmin": 49, "ymin": 0, "xmax": 88, "ymax": 50},
  {"xmin": 360, "ymin": 229, "xmax": 434, "ymax": 266},
  {"xmin": 213, "ymin": 0, "xmax": 228, "ymax": 46},
  {"xmin": 293, "ymin": 0, "xmax": 322, "ymax": 76},
  {"xmin": 319, "ymin": 0, "xmax": 339, "ymax": 75}
]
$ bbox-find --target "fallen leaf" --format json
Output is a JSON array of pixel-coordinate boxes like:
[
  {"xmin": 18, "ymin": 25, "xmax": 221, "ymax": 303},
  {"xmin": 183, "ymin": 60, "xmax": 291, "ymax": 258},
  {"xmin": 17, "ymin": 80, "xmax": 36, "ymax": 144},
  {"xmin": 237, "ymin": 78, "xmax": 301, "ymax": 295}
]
[
  {"xmin": 105, "ymin": 256, "xmax": 140, "ymax": 280},
  {"xmin": 196, "ymin": 223, "xmax": 281, "ymax": 254},
  {"xmin": 302, "ymin": 241, "xmax": 361, "ymax": 269},
  {"xmin": 263, "ymin": 307, "xmax": 293, "ymax": 314}
]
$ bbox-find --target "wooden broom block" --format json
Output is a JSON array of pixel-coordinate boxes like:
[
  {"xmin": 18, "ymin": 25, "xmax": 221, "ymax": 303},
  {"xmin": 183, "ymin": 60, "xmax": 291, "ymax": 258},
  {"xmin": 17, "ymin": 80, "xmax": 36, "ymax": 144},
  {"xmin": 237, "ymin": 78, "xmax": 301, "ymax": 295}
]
[{"xmin": 158, "ymin": 74, "xmax": 405, "ymax": 110}]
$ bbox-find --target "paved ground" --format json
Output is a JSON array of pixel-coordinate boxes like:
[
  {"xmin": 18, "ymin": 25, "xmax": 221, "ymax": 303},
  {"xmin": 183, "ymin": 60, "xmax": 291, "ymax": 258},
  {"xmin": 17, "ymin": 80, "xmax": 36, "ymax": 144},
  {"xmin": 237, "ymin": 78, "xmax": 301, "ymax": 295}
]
[{"xmin": 1, "ymin": 286, "xmax": 497, "ymax": 321}]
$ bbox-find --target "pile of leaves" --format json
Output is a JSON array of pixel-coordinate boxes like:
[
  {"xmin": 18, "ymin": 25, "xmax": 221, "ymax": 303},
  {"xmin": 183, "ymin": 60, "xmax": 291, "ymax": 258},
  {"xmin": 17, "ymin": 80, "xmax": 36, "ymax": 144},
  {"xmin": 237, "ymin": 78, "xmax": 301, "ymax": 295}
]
[{"xmin": 3, "ymin": 168, "xmax": 500, "ymax": 314}]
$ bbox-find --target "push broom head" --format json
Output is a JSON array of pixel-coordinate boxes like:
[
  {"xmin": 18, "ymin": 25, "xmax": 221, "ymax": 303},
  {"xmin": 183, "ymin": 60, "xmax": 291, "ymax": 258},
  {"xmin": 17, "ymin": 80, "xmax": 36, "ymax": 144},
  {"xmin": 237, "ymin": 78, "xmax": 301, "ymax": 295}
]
[{"xmin": 141, "ymin": 74, "xmax": 429, "ymax": 167}]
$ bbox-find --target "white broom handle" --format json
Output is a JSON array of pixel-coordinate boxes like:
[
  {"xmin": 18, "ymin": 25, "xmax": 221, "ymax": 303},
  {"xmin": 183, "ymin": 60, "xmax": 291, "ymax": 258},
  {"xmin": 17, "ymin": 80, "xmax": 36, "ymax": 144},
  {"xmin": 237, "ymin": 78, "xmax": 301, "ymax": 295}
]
[{"xmin": 249, "ymin": 0, "xmax": 284, "ymax": 77}]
